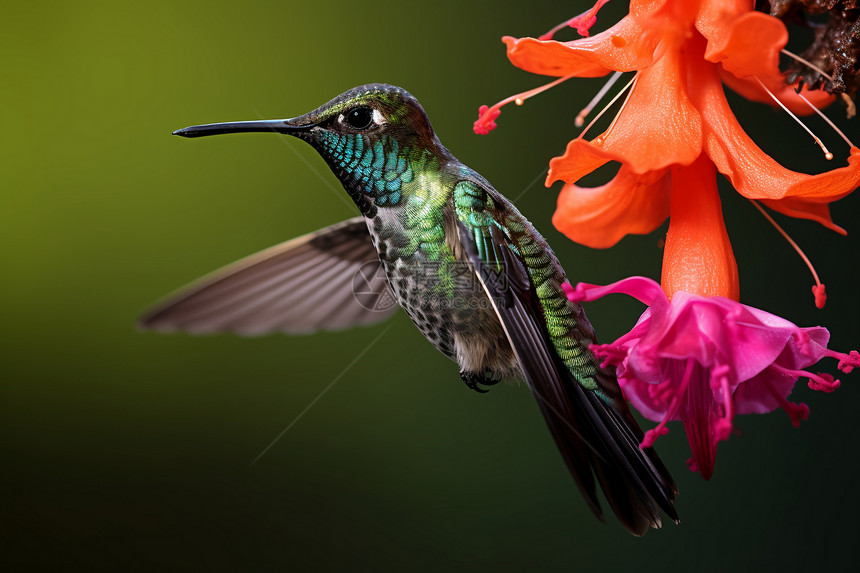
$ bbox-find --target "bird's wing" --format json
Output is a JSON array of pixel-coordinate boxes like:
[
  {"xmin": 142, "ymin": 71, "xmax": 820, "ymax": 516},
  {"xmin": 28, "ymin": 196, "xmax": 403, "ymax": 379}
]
[
  {"xmin": 139, "ymin": 217, "xmax": 397, "ymax": 335},
  {"xmin": 452, "ymin": 178, "xmax": 677, "ymax": 536}
]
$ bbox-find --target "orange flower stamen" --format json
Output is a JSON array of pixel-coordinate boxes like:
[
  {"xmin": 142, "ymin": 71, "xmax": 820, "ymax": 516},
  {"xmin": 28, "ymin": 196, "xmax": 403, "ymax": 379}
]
[
  {"xmin": 579, "ymin": 73, "xmax": 637, "ymax": 140},
  {"xmin": 474, "ymin": 75, "xmax": 575, "ymax": 135},
  {"xmin": 753, "ymin": 76, "xmax": 834, "ymax": 161},
  {"xmin": 795, "ymin": 91, "xmax": 857, "ymax": 150},
  {"xmin": 575, "ymin": 71, "xmax": 624, "ymax": 127},
  {"xmin": 751, "ymin": 200, "xmax": 827, "ymax": 309},
  {"xmin": 602, "ymin": 75, "xmax": 637, "ymax": 140}
]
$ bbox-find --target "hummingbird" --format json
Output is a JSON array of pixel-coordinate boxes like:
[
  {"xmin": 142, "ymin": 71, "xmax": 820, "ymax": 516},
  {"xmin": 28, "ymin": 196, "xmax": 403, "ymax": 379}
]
[{"xmin": 141, "ymin": 84, "xmax": 678, "ymax": 535}]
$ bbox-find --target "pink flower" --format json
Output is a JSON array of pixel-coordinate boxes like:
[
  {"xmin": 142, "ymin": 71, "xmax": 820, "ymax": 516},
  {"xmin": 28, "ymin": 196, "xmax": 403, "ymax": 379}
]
[{"xmin": 565, "ymin": 276, "xmax": 860, "ymax": 480}]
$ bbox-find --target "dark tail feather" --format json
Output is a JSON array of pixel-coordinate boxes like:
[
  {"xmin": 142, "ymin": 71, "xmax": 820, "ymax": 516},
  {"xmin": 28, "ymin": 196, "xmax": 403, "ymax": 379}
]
[
  {"xmin": 524, "ymin": 363, "xmax": 678, "ymax": 536},
  {"xmin": 569, "ymin": 371, "xmax": 678, "ymax": 536}
]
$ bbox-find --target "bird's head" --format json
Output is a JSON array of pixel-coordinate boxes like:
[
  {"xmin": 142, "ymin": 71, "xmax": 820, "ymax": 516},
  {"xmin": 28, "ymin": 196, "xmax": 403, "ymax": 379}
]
[
  {"xmin": 173, "ymin": 83, "xmax": 438, "ymax": 148},
  {"xmin": 173, "ymin": 84, "xmax": 447, "ymax": 215}
]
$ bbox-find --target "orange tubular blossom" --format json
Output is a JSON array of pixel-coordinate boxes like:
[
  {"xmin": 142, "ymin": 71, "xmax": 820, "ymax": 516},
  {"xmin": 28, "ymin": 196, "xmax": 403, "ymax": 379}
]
[{"xmin": 502, "ymin": 0, "xmax": 860, "ymax": 299}]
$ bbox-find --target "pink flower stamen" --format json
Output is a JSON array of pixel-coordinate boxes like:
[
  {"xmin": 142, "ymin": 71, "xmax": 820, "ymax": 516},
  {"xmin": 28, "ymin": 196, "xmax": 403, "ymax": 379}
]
[
  {"xmin": 641, "ymin": 358, "xmax": 695, "ymax": 449},
  {"xmin": 751, "ymin": 200, "xmax": 827, "ymax": 308},
  {"xmin": 473, "ymin": 75, "xmax": 575, "ymax": 135},
  {"xmin": 713, "ymin": 365, "xmax": 734, "ymax": 442},
  {"xmin": 647, "ymin": 379, "xmax": 675, "ymax": 408},
  {"xmin": 473, "ymin": 105, "xmax": 501, "ymax": 135},
  {"xmin": 590, "ymin": 342, "xmax": 626, "ymax": 368},
  {"xmin": 539, "ymin": 0, "xmax": 612, "ymax": 40},
  {"xmin": 809, "ymin": 372, "xmax": 840, "ymax": 392},
  {"xmin": 812, "ymin": 284, "xmax": 827, "ymax": 309},
  {"xmin": 768, "ymin": 363, "xmax": 841, "ymax": 393},
  {"xmin": 814, "ymin": 348, "xmax": 860, "ymax": 373},
  {"xmin": 836, "ymin": 350, "xmax": 860, "ymax": 373},
  {"xmin": 762, "ymin": 378, "xmax": 809, "ymax": 428}
]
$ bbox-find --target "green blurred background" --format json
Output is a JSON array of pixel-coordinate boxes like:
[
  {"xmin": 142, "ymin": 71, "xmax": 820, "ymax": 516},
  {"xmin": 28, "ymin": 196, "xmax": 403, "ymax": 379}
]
[{"xmin": 3, "ymin": 1, "xmax": 859, "ymax": 570}]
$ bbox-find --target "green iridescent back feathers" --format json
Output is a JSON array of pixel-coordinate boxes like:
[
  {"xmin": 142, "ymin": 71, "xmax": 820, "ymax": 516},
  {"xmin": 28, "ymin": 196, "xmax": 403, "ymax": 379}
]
[{"xmin": 304, "ymin": 84, "xmax": 602, "ymax": 392}]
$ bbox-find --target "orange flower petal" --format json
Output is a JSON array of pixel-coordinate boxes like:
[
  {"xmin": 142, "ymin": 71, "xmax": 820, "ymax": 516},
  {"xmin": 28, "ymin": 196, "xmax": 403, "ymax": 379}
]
[
  {"xmin": 597, "ymin": 49, "xmax": 703, "ymax": 174},
  {"xmin": 699, "ymin": 9, "xmax": 787, "ymax": 80},
  {"xmin": 503, "ymin": 13, "xmax": 658, "ymax": 78},
  {"xmin": 760, "ymin": 198, "xmax": 847, "ymax": 235},
  {"xmin": 547, "ymin": 139, "xmax": 670, "ymax": 248},
  {"xmin": 686, "ymin": 47, "xmax": 860, "ymax": 228},
  {"xmin": 696, "ymin": 4, "xmax": 835, "ymax": 114},
  {"xmin": 543, "ymin": 53, "xmax": 701, "ymax": 178},
  {"xmin": 553, "ymin": 170, "xmax": 670, "ymax": 249},
  {"xmin": 547, "ymin": 138, "xmax": 672, "ymax": 247},
  {"xmin": 720, "ymin": 71, "xmax": 836, "ymax": 116},
  {"xmin": 546, "ymin": 136, "xmax": 610, "ymax": 186}
]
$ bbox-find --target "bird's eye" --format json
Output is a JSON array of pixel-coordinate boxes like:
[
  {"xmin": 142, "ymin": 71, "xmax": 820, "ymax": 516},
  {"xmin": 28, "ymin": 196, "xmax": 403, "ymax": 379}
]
[{"xmin": 345, "ymin": 107, "xmax": 374, "ymax": 130}]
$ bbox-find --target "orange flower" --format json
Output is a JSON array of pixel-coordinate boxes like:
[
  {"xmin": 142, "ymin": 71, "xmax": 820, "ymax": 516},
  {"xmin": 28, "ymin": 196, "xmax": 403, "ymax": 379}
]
[{"xmin": 478, "ymin": 0, "xmax": 860, "ymax": 301}]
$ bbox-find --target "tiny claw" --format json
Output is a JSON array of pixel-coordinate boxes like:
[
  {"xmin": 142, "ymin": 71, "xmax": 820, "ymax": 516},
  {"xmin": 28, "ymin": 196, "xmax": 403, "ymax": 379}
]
[{"xmin": 461, "ymin": 371, "xmax": 493, "ymax": 393}]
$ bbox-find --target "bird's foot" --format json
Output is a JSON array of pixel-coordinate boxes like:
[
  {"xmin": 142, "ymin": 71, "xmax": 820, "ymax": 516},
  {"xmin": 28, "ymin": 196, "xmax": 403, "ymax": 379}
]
[{"xmin": 460, "ymin": 371, "xmax": 499, "ymax": 394}]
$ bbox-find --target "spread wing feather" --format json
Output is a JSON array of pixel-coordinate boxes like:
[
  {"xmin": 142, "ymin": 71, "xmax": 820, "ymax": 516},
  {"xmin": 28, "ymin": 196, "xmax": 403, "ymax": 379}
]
[{"xmin": 139, "ymin": 217, "xmax": 397, "ymax": 335}]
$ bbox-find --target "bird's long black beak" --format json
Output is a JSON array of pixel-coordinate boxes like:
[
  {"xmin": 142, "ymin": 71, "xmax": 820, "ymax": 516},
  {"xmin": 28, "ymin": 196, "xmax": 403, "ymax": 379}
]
[{"xmin": 172, "ymin": 118, "xmax": 314, "ymax": 138}]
